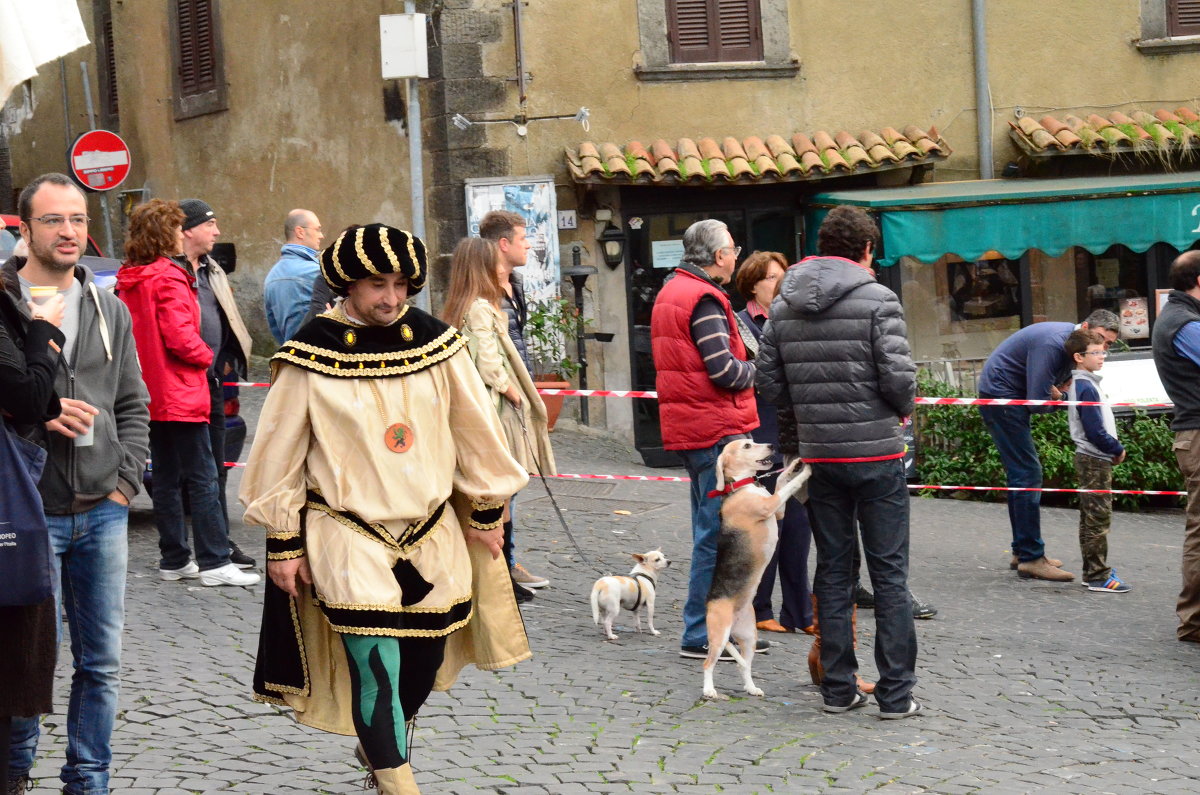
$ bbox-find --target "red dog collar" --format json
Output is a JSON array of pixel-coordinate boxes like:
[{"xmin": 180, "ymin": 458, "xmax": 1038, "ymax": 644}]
[{"xmin": 707, "ymin": 476, "xmax": 757, "ymax": 498}]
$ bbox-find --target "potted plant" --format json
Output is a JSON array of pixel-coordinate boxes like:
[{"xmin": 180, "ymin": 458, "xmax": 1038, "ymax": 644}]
[{"xmin": 525, "ymin": 296, "xmax": 591, "ymax": 429}]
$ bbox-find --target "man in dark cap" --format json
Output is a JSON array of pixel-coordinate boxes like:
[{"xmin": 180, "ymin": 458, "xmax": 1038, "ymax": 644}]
[
  {"xmin": 178, "ymin": 198, "xmax": 256, "ymax": 569},
  {"xmin": 240, "ymin": 224, "xmax": 531, "ymax": 794}
]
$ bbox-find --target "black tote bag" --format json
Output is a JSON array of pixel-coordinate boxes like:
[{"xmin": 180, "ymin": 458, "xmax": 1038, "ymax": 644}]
[{"xmin": 0, "ymin": 418, "xmax": 53, "ymax": 606}]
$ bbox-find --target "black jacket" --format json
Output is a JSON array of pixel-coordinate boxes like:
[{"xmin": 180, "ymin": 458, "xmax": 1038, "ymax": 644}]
[
  {"xmin": 756, "ymin": 256, "xmax": 915, "ymax": 461},
  {"xmin": 2, "ymin": 256, "xmax": 150, "ymax": 513}
]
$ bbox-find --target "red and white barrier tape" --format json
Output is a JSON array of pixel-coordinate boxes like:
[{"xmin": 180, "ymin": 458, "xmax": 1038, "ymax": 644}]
[
  {"xmin": 217, "ymin": 461, "xmax": 1183, "ymax": 494},
  {"xmin": 223, "ymin": 381, "xmax": 1172, "ymax": 409}
]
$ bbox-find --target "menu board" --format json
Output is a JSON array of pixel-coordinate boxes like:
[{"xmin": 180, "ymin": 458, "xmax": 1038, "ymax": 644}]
[{"xmin": 1119, "ymin": 297, "xmax": 1149, "ymax": 339}]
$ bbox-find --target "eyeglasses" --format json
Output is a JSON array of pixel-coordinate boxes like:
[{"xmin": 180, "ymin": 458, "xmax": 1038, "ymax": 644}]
[
  {"xmin": 298, "ymin": 225, "xmax": 323, "ymax": 233},
  {"xmin": 1084, "ymin": 350, "xmax": 1108, "ymax": 358},
  {"xmin": 722, "ymin": 246, "xmax": 742, "ymax": 258},
  {"xmin": 28, "ymin": 214, "xmax": 90, "ymax": 229}
]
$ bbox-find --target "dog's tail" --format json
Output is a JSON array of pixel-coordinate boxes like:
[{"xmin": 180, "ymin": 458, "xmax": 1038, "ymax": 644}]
[{"xmin": 590, "ymin": 583, "xmax": 602, "ymax": 625}]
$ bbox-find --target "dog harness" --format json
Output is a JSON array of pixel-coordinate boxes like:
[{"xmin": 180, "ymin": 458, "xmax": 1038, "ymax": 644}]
[{"xmin": 630, "ymin": 572, "xmax": 656, "ymax": 611}]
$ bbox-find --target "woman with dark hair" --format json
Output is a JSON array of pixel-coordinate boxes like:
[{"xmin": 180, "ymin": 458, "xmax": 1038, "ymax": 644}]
[
  {"xmin": 441, "ymin": 237, "xmax": 555, "ymax": 603},
  {"xmin": 116, "ymin": 200, "xmax": 259, "ymax": 588},
  {"xmin": 733, "ymin": 251, "xmax": 814, "ymax": 635},
  {"xmin": 0, "ymin": 264, "xmax": 66, "ymax": 787}
]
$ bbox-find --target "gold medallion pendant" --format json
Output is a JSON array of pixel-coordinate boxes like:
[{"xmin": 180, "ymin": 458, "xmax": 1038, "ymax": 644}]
[{"xmin": 384, "ymin": 422, "xmax": 414, "ymax": 453}]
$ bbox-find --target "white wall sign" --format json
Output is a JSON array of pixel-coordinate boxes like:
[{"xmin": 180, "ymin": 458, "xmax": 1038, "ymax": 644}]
[
  {"xmin": 557, "ymin": 210, "xmax": 577, "ymax": 230},
  {"xmin": 379, "ymin": 14, "xmax": 428, "ymax": 79},
  {"xmin": 465, "ymin": 175, "xmax": 559, "ymax": 304},
  {"xmin": 651, "ymin": 239, "xmax": 685, "ymax": 269},
  {"xmin": 1100, "ymin": 354, "xmax": 1168, "ymax": 408}
]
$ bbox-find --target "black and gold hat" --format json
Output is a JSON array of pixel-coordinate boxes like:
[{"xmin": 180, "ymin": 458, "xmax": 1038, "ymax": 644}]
[{"xmin": 319, "ymin": 223, "xmax": 427, "ymax": 296}]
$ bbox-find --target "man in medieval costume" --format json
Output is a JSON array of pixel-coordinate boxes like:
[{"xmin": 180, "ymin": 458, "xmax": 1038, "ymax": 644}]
[{"xmin": 240, "ymin": 224, "xmax": 531, "ymax": 794}]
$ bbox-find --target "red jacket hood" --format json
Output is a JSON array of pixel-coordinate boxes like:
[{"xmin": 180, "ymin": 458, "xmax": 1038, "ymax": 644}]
[{"xmin": 116, "ymin": 257, "xmax": 192, "ymax": 291}]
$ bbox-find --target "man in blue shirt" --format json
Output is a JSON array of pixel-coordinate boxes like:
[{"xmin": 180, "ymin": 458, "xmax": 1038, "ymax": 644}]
[
  {"xmin": 977, "ymin": 309, "xmax": 1119, "ymax": 581},
  {"xmin": 1152, "ymin": 250, "xmax": 1200, "ymax": 642},
  {"xmin": 264, "ymin": 209, "xmax": 325, "ymax": 343}
]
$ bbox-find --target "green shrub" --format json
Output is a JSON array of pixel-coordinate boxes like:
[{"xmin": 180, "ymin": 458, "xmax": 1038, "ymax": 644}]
[{"xmin": 914, "ymin": 373, "xmax": 1183, "ymax": 510}]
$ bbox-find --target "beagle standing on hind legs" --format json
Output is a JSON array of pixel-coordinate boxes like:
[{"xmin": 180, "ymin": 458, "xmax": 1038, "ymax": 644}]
[{"xmin": 701, "ymin": 440, "xmax": 811, "ymax": 700}]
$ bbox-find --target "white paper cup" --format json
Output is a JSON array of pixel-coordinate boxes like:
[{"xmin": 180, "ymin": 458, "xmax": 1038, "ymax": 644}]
[
  {"xmin": 29, "ymin": 285, "xmax": 58, "ymax": 305},
  {"xmin": 74, "ymin": 414, "xmax": 96, "ymax": 447}
]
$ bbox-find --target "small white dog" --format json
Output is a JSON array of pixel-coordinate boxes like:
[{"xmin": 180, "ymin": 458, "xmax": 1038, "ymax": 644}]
[{"xmin": 590, "ymin": 550, "xmax": 671, "ymax": 641}]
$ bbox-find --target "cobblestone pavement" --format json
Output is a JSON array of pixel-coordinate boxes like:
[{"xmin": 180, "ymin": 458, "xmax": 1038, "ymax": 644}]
[{"xmin": 22, "ymin": 382, "xmax": 1200, "ymax": 793}]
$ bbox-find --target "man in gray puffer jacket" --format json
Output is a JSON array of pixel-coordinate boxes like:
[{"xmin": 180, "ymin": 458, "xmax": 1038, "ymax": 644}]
[{"xmin": 756, "ymin": 206, "xmax": 920, "ymax": 719}]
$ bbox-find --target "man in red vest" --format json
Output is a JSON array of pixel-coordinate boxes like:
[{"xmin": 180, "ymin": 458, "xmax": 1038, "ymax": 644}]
[{"xmin": 650, "ymin": 219, "xmax": 762, "ymax": 659}]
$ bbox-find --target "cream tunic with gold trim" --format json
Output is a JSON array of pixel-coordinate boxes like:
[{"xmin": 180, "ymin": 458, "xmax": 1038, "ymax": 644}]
[{"xmin": 240, "ymin": 305, "xmax": 530, "ymax": 735}]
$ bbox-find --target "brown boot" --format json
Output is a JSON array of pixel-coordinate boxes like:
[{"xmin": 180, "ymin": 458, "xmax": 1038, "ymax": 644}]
[
  {"xmin": 373, "ymin": 764, "xmax": 421, "ymax": 794},
  {"xmin": 808, "ymin": 595, "xmax": 875, "ymax": 693},
  {"xmin": 1016, "ymin": 556, "xmax": 1075, "ymax": 581},
  {"xmin": 1010, "ymin": 554, "xmax": 1062, "ymax": 570}
]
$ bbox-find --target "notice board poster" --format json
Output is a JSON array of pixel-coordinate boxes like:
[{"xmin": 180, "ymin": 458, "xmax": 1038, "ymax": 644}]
[{"xmin": 465, "ymin": 176, "xmax": 560, "ymax": 304}]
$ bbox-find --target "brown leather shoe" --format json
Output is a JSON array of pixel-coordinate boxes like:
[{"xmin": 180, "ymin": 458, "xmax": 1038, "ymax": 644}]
[
  {"xmin": 756, "ymin": 618, "xmax": 793, "ymax": 633},
  {"xmin": 1016, "ymin": 556, "xmax": 1075, "ymax": 581},
  {"xmin": 1010, "ymin": 554, "xmax": 1062, "ymax": 570},
  {"xmin": 808, "ymin": 595, "xmax": 876, "ymax": 693}
]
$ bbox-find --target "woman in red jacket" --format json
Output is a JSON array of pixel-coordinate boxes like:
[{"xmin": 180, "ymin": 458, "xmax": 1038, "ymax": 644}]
[{"xmin": 116, "ymin": 200, "xmax": 258, "ymax": 587}]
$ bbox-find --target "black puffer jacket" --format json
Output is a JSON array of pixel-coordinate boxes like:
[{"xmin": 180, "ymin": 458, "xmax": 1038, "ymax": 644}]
[{"xmin": 756, "ymin": 256, "xmax": 915, "ymax": 461}]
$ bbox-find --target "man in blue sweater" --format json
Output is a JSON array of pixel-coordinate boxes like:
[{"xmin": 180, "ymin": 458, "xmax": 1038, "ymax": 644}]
[
  {"xmin": 977, "ymin": 309, "xmax": 1120, "ymax": 581},
  {"xmin": 264, "ymin": 209, "xmax": 325, "ymax": 344}
]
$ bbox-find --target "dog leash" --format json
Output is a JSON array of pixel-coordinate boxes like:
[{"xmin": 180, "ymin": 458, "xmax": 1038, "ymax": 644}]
[{"xmin": 514, "ymin": 406, "xmax": 610, "ymax": 577}]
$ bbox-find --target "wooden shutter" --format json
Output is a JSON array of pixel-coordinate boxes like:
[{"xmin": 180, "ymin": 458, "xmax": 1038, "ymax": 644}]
[
  {"xmin": 170, "ymin": 0, "xmax": 227, "ymax": 119},
  {"xmin": 668, "ymin": 0, "xmax": 763, "ymax": 64},
  {"xmin": 178, "ymin": 0, "xmax": 218, "ymax": 96},
  {"xmin": 1169, "ymin": 0, "xmax": 1200, "ymax": 36},
  {"xmin": 95, "ymin": 0, "xmax": 119, "ymax": 122}
]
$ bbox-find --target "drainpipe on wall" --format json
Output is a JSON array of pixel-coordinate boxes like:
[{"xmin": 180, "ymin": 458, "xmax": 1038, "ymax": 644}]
[
  {"xmin": 405, "ymin": 0, "xmax": 429, "ymax": 312},
  {"xmin": 972, "ymin": 0, "xmax": 994, "ymax": 179}
]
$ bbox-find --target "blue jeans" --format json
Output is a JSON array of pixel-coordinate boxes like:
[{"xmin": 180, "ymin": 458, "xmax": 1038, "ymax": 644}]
[
  {"xmin": 807, "ymin": 459, "xmax": 917, "ymax": 712},
  {"xmin": 978, "ymin": 404, "xmax": 1046, "ymax": 562},
  {"xmin": 10, "ymin": 498, "xmax": 129, "ymax": 795},
  {"xmin": 679, "ymin": 443, "xmax": 724, "ymax": 648},
  {"xmin": 149, "ymin": 420, "xmax": 230, "ymax": 571},
  {"xmin": 752, "ymin": 480, "xmax": 813, "ymax": 630}
]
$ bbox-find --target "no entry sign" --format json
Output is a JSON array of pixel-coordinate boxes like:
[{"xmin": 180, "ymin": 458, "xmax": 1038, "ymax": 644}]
[{"xmin": 68, "ymin": 130, "xmax": 131, "ymax": 191}]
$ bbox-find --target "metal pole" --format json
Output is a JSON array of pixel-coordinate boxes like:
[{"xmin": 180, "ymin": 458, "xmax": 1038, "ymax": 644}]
[
  {"xmin": 405, "ymin": 1, "xmax": 429, "ymax": 312},
  {"xmin": 78, "ymin": 62, "xmax": 115, "ymax": 259},
  {"xmin": 972, "ymin": 0, "xmax": 994, "ymax": 179},
  {"xmin": 59, "ymin": 59, "xmax": 71, "ymax": 152}
]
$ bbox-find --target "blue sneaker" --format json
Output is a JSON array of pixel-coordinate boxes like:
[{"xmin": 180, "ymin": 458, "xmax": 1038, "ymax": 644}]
[{"xmin": 1084, "ymin": 569, "xmax": 1131, "ymax": 593}]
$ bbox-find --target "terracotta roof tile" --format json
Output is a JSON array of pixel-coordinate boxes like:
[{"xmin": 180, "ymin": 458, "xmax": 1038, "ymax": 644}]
[
  {"xmin": 1010, "ymin": 107, "xmax": 1200, "ymax": 158},
  {"xmin": 566, "ymin": 124, "xmax": 952, "ymax": 185}
]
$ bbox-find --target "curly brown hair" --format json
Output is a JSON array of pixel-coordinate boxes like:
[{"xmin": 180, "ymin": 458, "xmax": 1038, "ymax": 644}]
[
  {"xmin": 124, "ymin": 199, "xmax": 184, "ymax": 266},
  {"xmin": 817, "ymin": 206, "xmax": 878, "ymax": 263},
  {"xmin": 734, "ymin": 250, "xmax": 788, "ymax": 302}
]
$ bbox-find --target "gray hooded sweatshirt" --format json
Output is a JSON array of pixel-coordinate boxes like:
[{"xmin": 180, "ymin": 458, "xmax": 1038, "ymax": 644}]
[{"xmin": 756, "ymin": 255, "xmax": 915, "ymax": 461}]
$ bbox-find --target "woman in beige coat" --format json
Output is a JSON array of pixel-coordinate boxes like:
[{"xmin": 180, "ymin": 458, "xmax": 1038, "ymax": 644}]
[{"xmin": 442, "ymin": 237, "xmax": 556, "ymax": 600}]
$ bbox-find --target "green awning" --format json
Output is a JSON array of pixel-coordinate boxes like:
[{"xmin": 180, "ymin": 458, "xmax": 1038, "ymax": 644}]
[{"xmin": 808, "ymin": 172, "xmax": 1200, "ymax": 266}]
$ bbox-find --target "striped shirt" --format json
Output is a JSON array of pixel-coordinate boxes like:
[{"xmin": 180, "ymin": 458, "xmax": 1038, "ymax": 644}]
[{"xmin": 690, "ymin": 295, "xmax": 755, "ymax": 391}]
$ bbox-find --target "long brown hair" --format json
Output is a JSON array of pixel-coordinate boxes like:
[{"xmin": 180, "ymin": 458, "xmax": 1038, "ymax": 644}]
[
  {"xmin": 440, "ymin": 237, "xmax": 504, "ymax": 326},
  {"xmin": 124, "ymin": 199, "xmax": 184, "ymax": 266}
]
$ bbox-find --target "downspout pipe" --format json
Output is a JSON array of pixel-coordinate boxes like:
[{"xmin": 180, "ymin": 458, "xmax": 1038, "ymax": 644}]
[{"xmin": 972, "ymin": 0, "xmax": 994, "ymax": 179}]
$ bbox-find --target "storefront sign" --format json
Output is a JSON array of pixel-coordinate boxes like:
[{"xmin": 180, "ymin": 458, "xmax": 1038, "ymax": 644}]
[
  {"xmin": 465, "ymin": 175, "xmax": 559, "ymax": 304},
  {"xmin": 651, "ymin": 239, "xmax": 684, "ymax": 269}
]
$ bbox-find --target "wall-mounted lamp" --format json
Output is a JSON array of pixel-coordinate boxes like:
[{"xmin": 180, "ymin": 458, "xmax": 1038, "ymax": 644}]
[{"xmin": 596, "ymin": 222, "xmax": 626, "ymax": 269}]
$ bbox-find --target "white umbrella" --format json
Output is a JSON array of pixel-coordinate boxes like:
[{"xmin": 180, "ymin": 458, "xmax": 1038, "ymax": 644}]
[{"xmin": 0, "ymin": 0, "xmax": 89, "ymax": 106}]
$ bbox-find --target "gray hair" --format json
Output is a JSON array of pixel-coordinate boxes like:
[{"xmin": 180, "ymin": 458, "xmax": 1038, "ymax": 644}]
[
  {"xmin": 1082, "ymin": 309, "xmax": 1120, "ymax": 334},
  {"xmin": 680, "ymin": 219, "xmax": 730, "ymax": 269}
]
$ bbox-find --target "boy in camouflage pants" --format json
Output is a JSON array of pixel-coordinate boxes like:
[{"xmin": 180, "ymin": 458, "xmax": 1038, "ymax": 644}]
[{"xmin": 1065, "ymin": 329, "xmax": 1130, "ymax": 593}]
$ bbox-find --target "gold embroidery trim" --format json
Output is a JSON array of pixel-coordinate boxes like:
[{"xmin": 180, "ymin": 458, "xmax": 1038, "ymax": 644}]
[
  {"xmin": 329, "ymin": 237, "xmax": 350, "ymax": 285},
  {"xmin": 355, "ymin": 226, "xmax": 378, "ymax": 275},
  {"xmin": 267, "ymin": 529, "xmax": 301, "ymax": 540},
  {"xmin": 328, "ymin": 613, "xmax": 473, "ymax": 639},
  {"xmin": 306, "ymin": 500, "xmax": 401, "ymax": 551},
  {"xmin": 261, "ymin": 589, "xmax": 310, "ymax": 696},
  {"xmin": 272, "ymin": 328, "xmax": 464, "ymax": 378},
  {"xmin": 267, "ymin": 549, "xmax": 306, "ymax": 561},
  {"xmin": 380, "ymin": 226, "xmax": 402, "ymax": 276},
  {"xmin": 404, "ymin": 231, "xmax": 421, "ymax": 284},
  {"xmin": 317, "ymin": 591, "xmax": 471, "ymax": 614}
]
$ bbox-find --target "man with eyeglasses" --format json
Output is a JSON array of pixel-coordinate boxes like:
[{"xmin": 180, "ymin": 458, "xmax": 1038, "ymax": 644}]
[
  {"xmin": 977, "ymin": 307, "xmax": 1120, "ymax": 582},
  {"xmin": 264, "ymin": 208, "xmax": 325, "ymax": 344},
  {"xmin": 650, "ymin": 218, "xmax": 764, "ymax": 661},
  {"xmin": 2, "ymin": 172, "xmax": 150, "ymax": 795}
]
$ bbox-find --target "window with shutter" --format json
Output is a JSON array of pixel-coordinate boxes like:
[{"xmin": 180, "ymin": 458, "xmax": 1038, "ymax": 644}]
[
  {"xmin": 94, "ymin": 0, "xmax": 119, "ymax": 126},
  {"xmin": 1168, "ymin": 0, "xmax": 1200, "ymax": 36},
  {"xmin": 667, "ymin": 0, "xmax": 764, "ymax": 64},
  {"xmin": 170, "ymin": 0, "xmax": 228, "ymax": 120}
]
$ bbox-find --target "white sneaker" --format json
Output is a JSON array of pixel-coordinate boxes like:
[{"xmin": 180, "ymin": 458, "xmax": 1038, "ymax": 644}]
[
  {"xmin": 199, "ymin": 563, "xmax": 262, "ymax": 587},
  {"xmin": 160, "ymin": 560, "xmax": 200, "ymax": 581}
]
